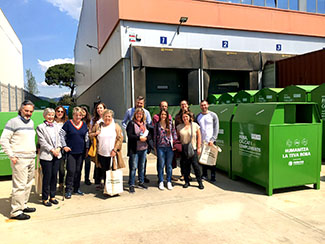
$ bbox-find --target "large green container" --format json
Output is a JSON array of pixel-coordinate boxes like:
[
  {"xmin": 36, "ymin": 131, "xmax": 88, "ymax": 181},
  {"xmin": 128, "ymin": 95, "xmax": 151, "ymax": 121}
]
[
  {"xmin": 234, "ymin": 90, "xmax": 259, "ymax": 103},
  {"xmin": 209, "ymin": 104, "xmax": 237, "ymax": 177},
  {"xmin": 231, "ymin": 103, "xmax": 321, "ymax": 196},
  {"xmin": 309, "ymin": 84, "xmax": 325, "ymax": 159},
  {"xmin": 255, "ymin": 88, "xmax": 283, "ymax": 102},
  {"xmin": 278, "ymin": 85, "xmax": 318, "ymax": 102},
  {"xmin": 0, "ymin": 111, "xmax": 44, "ymax": 176},
  {"xmin": 207, "ymin": 94, "xmax": 222, "ymax": 105},
  {"xmin": 219, "ymin": 92, "xmax": 235, "ymax": 104}
]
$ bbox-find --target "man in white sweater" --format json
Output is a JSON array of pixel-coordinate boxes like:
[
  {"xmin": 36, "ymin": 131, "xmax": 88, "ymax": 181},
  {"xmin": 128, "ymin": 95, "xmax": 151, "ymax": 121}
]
[
  {"xmin": 0, "ymin": 100, "xmax": 37, "ymax": 220},
  {"xmin": 196, "ymin": 100, "xmax": 219, "ymax": 182}
]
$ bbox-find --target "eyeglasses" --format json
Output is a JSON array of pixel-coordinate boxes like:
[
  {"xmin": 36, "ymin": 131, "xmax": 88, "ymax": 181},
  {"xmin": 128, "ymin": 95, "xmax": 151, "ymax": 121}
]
[{"xmin": 56, "ymin": 110, "xmax": 64, "ymax": 113}]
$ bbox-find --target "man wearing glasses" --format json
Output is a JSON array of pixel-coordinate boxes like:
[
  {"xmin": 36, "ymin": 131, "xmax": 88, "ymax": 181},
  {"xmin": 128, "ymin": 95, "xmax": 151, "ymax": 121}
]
[{"xmin": 0, "ymin": 100, "xmax": 37, "ymax": 220}]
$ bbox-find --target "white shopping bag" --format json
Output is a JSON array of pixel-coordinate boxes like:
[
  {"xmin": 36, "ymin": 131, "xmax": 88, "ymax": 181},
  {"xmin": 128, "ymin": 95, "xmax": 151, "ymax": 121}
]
[
  {"xmin": 104, "ymin": 169, "xmax": 123, "ymax": 196},
  {"xmin": 199, "ymin": 142, "xmax": 221, "ymax": 166}
]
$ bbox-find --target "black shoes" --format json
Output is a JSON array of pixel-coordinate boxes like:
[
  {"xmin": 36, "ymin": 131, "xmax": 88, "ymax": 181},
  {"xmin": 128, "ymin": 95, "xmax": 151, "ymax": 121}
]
[
  {"xmin": 201, "ymin": 175, "xmax": 208, "ymax": 181},
  {"xmin": 85, "ymin": 180, "xmax": 92, "ymax": 185},
  {"xmin": 138, "ymin": 183, "xmax": 148, "ymax": 189},
  {"xmin": 73, "ymin": 189, "xmax": 84, "ymax": 196},
  {"xmin": 43, "ymin": 200, "xmax": 52, "ymax": 207},
  {"xmin": 129, "ymin": 186, "xmax": 135, "ymax": 193},
  {"xmin": 183, "ymin": 182, "xmax": 190, "ymax": 188},
  {"xmin": 198, "ymin": 182, "xmax": 204, "ymax": 190},
  {"xmin": 144, "ymin": 177, "xmax": 150, "ymax": 183},
  {"xmin": 49, "ymin": 198, "xmax": 59, "ymax": 205},
  {"xmin": 23, "ymin": 207, "xmax": 36, "ymax": 213},
  {"xmin": 65, "ymin": 192, "xmax": 72, "ymax": 199},
  {"xmin": 11, "ymin": 213, "xmax": 30, "ymax": 220}
]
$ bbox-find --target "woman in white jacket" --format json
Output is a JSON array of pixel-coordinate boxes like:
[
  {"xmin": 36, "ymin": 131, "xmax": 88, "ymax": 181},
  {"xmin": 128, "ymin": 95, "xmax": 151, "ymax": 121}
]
[{"xmin": 36, "ymin": 108, "xmax": 62, "ymax": 207}]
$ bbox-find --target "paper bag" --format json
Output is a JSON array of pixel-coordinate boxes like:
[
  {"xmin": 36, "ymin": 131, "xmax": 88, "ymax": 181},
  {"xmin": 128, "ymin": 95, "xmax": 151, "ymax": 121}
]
[
  {"xmin": 199, "ymin": 142, "xmax": 220, "ymax": 166},
  {"xmin": 34, "ymin": 156, "xmax": 43, "ymax": 194}
]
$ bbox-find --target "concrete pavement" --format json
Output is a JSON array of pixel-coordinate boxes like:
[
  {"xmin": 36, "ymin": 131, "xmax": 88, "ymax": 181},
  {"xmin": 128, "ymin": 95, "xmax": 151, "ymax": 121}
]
[{"xmin": 0, "ymin": 148, "xmax": 325, "ymax": 244}]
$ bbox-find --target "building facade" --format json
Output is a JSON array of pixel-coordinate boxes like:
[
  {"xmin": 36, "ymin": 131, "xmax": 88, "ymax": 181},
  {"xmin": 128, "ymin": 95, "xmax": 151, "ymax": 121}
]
[
  {"xmin": 74, "ymin": 0, "xmax": 325, "ymax": 118},
  {"xmin": 0, "ymin": 9, "xmax": 24, "ymax": 112}
]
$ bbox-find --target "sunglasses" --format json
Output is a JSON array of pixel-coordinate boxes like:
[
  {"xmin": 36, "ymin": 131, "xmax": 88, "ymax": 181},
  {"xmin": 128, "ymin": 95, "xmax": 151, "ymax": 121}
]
[{"xmin": 56, "ymin": 110, "xmax": 64, "ymax": 113}]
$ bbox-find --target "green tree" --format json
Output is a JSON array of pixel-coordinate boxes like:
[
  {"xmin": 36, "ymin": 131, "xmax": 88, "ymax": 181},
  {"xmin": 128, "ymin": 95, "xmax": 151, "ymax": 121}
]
[
  {"xmin": 25, "ymin": 69, "xmax": 39, "ymax": 95},
  {"xmin": 58, "ymin": 94, "xmax": 76, "ymax": 106},
  {"xmin": 45, "ymin": 63, "xmax": 75, "ymax": 97}
]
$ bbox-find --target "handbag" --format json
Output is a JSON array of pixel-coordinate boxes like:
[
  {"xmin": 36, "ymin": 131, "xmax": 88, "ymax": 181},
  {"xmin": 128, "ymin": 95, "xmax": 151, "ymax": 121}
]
[
  {"xmin": 88, "ymin": 137, "xmax": 97, "ymax": 157},
  {"xmin": 34, "ymin": 155, "xmax": 43, "ymax": 195},
  {"xmin": 104, "ymin": 157, "xmax": 123, "ymax": 196},
  {"xmin": 182, "ymin": 123, "xmax": 195, "ymax": 159}
]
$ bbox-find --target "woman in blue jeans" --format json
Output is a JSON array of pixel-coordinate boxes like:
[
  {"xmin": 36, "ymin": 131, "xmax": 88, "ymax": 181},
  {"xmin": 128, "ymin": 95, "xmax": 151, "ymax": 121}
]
[
  {"xmin": 154, "ymin": 110, "xmax": 177, "ymax": 190},
  {"xmin": 126, "ymin": 108, "xmax": 153, "ymax": 193}
]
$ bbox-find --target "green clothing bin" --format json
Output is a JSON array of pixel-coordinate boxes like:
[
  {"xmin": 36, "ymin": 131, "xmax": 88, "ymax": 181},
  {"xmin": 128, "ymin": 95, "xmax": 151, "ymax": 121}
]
[
  {"xmin": 0, "ymin": 111, "xmax": 44, "ymax": 176},
  {"xmin": 218, "ymin": 92, "xmax": 235, "ymax": 104},
  {"xmin": 234, "ymin": 90, "xmax": 259, "ymax": 103},
  {"xmin": 231, "ymin": 103, "xmax": 322, "ymax": 196},
  {"xmin": 209, "ymin": 104, "xmax": 237, "ymax": 177},
  {"xmin": 278, "ymin": 85, "xmax": 318, "ymax": 102},
  {"xmin": 309, "ymin": 84, "xmax": 325, "ymax": 159},
  {"xmin": 255, "ymin": 88, "xmax": 283, "ymax": 102},
  {"xmin": 207, "ymin": 94, "xmax": 222, "ymax": 105}
]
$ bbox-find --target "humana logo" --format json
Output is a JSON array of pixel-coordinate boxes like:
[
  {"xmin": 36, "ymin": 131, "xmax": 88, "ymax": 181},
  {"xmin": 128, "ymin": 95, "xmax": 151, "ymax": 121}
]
[{"xmin": 285, "ymin": 147, "xmax": 309, "ymax": 153}]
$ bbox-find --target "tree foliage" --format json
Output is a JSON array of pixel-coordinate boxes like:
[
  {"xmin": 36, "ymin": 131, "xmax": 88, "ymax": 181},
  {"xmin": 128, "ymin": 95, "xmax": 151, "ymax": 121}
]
[
  {"xmin": 45, "ymin": 63, "xmax": 75, "ymax": 97},
  {"xmin": 25, "ymin": 69, "xmax": 39, "ymax": 95},
  {"xmin": 58, "ymin": 94, "xmax": 76, "ymax": 106}
]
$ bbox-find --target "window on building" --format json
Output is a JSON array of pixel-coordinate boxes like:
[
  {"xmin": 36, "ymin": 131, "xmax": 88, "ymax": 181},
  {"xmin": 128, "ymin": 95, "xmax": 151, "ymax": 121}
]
[
  {"xmin": 289, "ymin": 0, "xmax": 299, "ymax": 10},
  {"xmin": 266, "ymin": 0, "xmax": 276, "ymax": 8},
  {"xmin": 278, "ymin": 0, "xmax": 289, "ymax": 9},
  {"xmin": 241, "ymin": 0, "xmax": 253, "ymax": 4},
  {"xmin": 318, "ymin": 0, "xmax": 325, "ymax": 13},
  {"xmin": 307, "ymin": 0, "xmax": 316, "ymax": 12},
  {"xmin": 254, "ymin": 0, "xmax": 265, "ymax": 6}
]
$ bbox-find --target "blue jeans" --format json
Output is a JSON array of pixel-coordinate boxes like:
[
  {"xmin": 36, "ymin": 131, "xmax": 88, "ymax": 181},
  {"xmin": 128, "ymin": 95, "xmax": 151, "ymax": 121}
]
[
  {"xmin": 157, "ymin": 147, "xmax": 174, "ymax": 183},
  {"xmin": 128, "ymin": 149, "xmax": 147, "ymax": 186}
]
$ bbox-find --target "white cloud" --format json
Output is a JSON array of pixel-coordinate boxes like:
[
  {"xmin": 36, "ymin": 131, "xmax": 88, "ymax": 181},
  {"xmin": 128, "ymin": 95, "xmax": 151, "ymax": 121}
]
[
  {"xmin": 38, "ymin": 57, "xmax": 74, "ymax": 72},
  {"xmin": 40, "ymin": 81, "xmax": 49, "ymax": 87},
  {"xmin": 46, "ymin": 0, "xmax": 82, "ymax": 20}
]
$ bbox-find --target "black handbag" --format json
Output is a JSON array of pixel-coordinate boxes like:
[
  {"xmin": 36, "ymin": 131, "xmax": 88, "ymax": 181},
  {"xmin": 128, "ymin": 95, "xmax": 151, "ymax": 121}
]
[{"xmin": 182, "ymin": 123, "xmax": 195, "ymax": 159}]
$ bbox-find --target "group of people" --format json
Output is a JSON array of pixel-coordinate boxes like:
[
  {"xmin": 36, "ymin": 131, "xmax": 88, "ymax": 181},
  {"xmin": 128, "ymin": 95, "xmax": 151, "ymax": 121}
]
[{"xmin": 0, "ymin": 96, "xmax": 219, "ymax": 220}]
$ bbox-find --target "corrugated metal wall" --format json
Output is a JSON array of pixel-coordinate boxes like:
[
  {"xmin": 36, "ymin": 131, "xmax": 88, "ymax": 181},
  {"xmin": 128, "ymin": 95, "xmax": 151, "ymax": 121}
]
[{"xmin": 277, "ymin": 49, "xmax": 325, "ymax": 87}]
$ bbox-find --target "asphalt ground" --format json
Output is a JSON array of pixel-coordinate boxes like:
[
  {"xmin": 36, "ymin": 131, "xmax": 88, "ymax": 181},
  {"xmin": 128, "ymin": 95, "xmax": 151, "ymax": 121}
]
[{"xmin": 0, "ymin": 147, "xmax": 325, "ymax": 244}]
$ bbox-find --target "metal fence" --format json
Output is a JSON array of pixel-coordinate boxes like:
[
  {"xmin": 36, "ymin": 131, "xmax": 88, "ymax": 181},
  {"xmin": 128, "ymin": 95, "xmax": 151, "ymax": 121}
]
[{"xmin": 0, "ymin": 82, "xmax": 24, "ymax": 112}]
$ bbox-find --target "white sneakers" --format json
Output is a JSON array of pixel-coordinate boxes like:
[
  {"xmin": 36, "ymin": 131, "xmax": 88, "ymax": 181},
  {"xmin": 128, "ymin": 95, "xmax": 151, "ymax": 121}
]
[
  {"xmin": 159, "ymin": 182, "xmax": 173, "ymax": 190},
  {"xmin": 159, "ymin": 182, "xmax": 165, "ymax": 190},
  {"xmin": 167, "ymin": 182, "xmax": 173, "ymax": 190}
]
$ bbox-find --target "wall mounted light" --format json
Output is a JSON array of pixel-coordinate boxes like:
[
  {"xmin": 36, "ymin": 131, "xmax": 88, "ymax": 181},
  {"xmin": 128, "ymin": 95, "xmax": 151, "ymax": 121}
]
[
  {"xmin": 177, "ymin": 17, "xmax": 188, "ymax": 35},
  {"xmin": 86, "ymin": 44, "xmax": 99, "ymax": 50}
]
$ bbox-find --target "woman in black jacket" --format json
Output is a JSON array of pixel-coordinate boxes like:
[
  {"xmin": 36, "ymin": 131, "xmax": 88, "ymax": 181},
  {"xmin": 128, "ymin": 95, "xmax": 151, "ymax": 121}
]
[{"xmin": 126, "ymin": 108, "xmax": 153, "ymax": 193}]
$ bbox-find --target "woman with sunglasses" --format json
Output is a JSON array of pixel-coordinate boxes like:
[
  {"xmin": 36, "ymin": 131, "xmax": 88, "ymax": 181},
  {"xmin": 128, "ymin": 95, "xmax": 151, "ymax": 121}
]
[{"xmin": 54, "ymin": 106, "xmax": 68, "ymax": 191}]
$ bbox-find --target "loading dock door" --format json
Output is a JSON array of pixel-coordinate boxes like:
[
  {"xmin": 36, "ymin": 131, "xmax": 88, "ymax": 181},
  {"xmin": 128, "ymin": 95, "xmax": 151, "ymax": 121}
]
[{"xmin": 146, "ymin": 68, "xmax": 188, "ymax": 106}]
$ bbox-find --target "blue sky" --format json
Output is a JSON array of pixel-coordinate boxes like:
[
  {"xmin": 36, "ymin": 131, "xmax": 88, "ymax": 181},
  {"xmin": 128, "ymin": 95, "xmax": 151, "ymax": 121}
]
[{"xmin": 1, "ymin": 0, "xmax": 82, "ymax": 98}]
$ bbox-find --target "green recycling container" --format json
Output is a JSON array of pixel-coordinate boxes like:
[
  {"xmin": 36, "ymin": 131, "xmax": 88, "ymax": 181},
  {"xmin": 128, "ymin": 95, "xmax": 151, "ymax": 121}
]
[
  {"xmin": 0, "ymin": 111, "xmax": 45, "ymax": 176},
  {"xmin": 231, "ymin": 102, "xmax": 321, "ymax": 196},
  {"xmin": 278, "ymin": 85, "xmax": 318, "ymax": 102},
  {"xmin": 255, "ymin": 88, "xmax": 283, "ymax": 102},
  {"xmin": 218, "ymin": 92, "xmax": 235, "ymax": 104},
  {"xmin": 309, "ymin": 84, "xmax": 325, "ymax": 159},
  {"xmin": 209, "ymin": 104, "xmax": 237, "ymax": 177},
  {"xmin": 234, "ymin": 90, "xmax": 259, "ymax": 103},
  {"xmin": 207, "ymin": 94, "xmax": 222, "ymax": 105}
]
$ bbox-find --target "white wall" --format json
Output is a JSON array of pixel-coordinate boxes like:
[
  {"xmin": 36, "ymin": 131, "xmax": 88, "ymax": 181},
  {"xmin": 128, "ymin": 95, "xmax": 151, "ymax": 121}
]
[
  {"xmin": 120, "ymin": 21, "xmax": 325, "ymax": 56},
  {"xmin": 0, "ymin": 9, "xmax": 23, "ymax": 88},
  {"xmin": 74, "ymin": 1, "xmax": 122, "ymax": 96}
]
